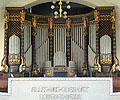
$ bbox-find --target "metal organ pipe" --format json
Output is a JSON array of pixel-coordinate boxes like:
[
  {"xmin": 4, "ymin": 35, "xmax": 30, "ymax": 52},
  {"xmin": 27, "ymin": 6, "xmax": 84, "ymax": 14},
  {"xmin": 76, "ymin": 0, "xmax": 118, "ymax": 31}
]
[
  {"xmin": 24, "ymin": 25, "xmax": 32, "ymax": 71},
  {"xmin": 70, "ymin": 24, "xmax": 85, "ymax": 73},
  {"xmin": 35, "ymin": 25, "xmax": 49, "ymax": 72}
]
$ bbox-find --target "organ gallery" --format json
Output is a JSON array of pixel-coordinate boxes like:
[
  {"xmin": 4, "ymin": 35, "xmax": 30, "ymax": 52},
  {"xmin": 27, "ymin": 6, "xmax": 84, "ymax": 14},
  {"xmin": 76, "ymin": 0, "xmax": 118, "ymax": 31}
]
[{"xmin": 0, "ymin": 1, "xmax": 120, "ymax": 99}]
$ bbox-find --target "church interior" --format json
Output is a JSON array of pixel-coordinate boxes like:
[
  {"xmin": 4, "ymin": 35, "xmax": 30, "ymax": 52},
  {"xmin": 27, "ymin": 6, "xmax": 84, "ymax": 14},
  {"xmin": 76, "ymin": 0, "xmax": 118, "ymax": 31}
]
[{"xmin": 0, "ymin": 0, "xmax": 120, "ymax": 95}]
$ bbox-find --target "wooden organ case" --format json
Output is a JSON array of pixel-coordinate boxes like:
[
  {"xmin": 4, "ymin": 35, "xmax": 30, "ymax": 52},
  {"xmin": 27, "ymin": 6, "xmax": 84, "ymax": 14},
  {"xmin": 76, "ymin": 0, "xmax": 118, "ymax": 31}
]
[{"xmin": 0, "ymin": 6, "xmax": 119, "ymax": 78}]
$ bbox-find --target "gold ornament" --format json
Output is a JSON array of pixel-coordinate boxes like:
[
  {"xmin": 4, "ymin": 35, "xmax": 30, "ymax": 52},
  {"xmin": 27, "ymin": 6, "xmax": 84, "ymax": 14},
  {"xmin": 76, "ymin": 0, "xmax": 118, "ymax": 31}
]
[
  {"xmin": 1, "ymin": 56, "xmax": 8, "ymax": 72},
  {"xmin": 32, "ymin": 16, "xmax": 37, "ymax": 36},
  {"xmin": 66, "ymin": 18, "xmax": 71, "ymax": 30},
  {"xmin": 111, "ymin": 9, "xmax": 116, "ymax": 30},
  {"xmin": 4, "ymin": 9, "xmax": 9, "ymax": 30},
  {"xmin": 94, "ymin": 10, "xmax": 100, "ymax": 31}
]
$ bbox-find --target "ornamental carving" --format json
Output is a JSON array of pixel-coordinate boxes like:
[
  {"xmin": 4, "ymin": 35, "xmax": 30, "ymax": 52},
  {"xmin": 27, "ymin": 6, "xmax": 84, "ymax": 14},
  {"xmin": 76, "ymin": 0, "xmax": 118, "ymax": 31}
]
[
  {"xmin": 66, "ymin": 18, "xmax": 71, "ymax": 30},
  {"xmin": 111, "ymin": 9, "xmax": 116, "ymax": 30},
  {"xmin": 48, "ymin": 18, "xmax": 53, "ymax": 30},
  {"xmin": 82, "ymin": 17, "xmax": 88, "ymax": 36},
  {"xmin": 4, "ymin": 9, "xmax": 9, "ymax": 30},
  {"xmin": 48, "ymin": 18, "xmax": 53, "ymax": 37},
  {"xmin": 20, "ymin": 10, "xmax": 25, "ymax": 31},
  {"xmin": 20, "ymin": 10, "xmax": 25, "ymax": 23},
  {"xmin": 94, "ymin": 10, "xmax": 100, "ymax": 31},
  {"xmin": 32, "ymin": 16, "xmax": 37, "ymax": 36}
]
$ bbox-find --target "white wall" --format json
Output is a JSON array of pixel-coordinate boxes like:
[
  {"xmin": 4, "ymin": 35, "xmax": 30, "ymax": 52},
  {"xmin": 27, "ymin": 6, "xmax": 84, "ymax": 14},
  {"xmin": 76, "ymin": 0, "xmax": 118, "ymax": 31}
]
[
  {"xmin": 0, "ymin": 78, "xmax": 119, "ymax": 100},
  {"xmin": 0, "ymin": 8, "xmax": 5, "ymax": 65}
]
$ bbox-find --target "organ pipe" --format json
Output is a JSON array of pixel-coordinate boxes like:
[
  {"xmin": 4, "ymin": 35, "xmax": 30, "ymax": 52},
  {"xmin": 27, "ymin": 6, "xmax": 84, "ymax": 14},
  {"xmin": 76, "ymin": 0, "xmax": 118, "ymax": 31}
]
[{"xmin": 23, "ymin": 17, "xmax": 96, "ymax": 75}]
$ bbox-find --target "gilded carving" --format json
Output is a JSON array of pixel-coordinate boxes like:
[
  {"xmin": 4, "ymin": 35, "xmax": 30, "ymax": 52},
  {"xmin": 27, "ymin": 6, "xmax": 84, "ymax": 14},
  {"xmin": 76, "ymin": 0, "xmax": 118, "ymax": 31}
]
[
  {"xmin": 32, "ymin": 16, "xmax": 37, "ymax": 36},
  {"xmin": 111, "ymin": 9, "xmax": 116, "ymax": 30},
  {"xmin": 44, "ymin": 69, "xmax": 50, "ymax": 77},
  {"xmin": 20, "ymin": 10, "xmax": 25, "ymax": 23},
  {"xmin": 82, "ymin": 17, "xmax": 88, "ymax": 36},
  {"xmin": 4, "ymin": 9, "xmax": 9, "ymax": 30},
  {"xmin": 1, "ymin": 56, "xmax": 8, "ymax": 72},
  {"xmin": 32, "ymin": 63, "xmax": 39, "ymax": 76},
  {"xmin": 100, "ymin": 54, "xmax": 112, "ymax": 64},
  {"xmin": 112, "ymin": 56, "xmax": 119, "ymax": 73},
  {"xmin": 66, "ymin": 32, "xmax": 71, "ymax": 37},
  {"xmin": 93, "ymin": 56, "xmax": 101, "ymax": 72},
  {"xmin": 82, "ymin": 62, "xmax": 88, "ymax": 76},
  {"xmin": 19, "ymin": 56, "xmax": 28, "ymax": 72},
  {"xmin": 48, "ymin": 18, "xmax": 54, "ymax": 37},
  {"xmin": 20, "ymin": 10, "xmax": 25, "ymax": 31},
  {"xmin": 8, "ymin": 54, "xmax": 20, "ymax": 65},
  {"xmin": 49, "ymin": 32, "xmax": 54, "ymax": 37},
  {"xmin": 48, "ymin": 18, "xmax": 53, "ymax": 30},
  {"xmin": 66, "ymin": 18, "xmax": 71, "ymax": 37},
  {"xmin": 66, "ymin": 18, "xmax": 71, "ymax": 30},
  {"xmin": 94, "ymin": 10, "xmax": 100, "ymax": 31}
]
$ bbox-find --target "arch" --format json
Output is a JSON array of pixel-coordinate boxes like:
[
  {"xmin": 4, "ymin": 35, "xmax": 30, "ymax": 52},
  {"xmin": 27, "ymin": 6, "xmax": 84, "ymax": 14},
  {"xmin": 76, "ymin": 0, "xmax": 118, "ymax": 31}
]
[{"xmin": 24, "ymin": 0, "xmax": 96, "ymax": 9}]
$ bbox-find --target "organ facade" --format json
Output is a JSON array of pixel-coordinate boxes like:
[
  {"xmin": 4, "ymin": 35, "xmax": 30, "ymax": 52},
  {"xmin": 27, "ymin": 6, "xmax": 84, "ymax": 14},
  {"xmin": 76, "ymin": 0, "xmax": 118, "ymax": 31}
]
[{"xmin": 0, "ymin": 6, "xmax": 119, "ymax": 78}]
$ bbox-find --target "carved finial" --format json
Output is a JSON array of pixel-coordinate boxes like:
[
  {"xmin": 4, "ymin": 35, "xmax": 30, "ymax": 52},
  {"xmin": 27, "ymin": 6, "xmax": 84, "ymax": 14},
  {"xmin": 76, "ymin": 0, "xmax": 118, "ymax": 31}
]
[{"xmin": 66, "ymin": 18, "xmax": 71, "ymax": 30}]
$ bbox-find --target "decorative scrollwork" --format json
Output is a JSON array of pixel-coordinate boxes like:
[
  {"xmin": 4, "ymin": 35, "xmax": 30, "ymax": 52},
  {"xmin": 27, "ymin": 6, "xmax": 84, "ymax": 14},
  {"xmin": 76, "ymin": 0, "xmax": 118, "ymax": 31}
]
[
  {"xmin": 20, "ymin": 10, "xmax": 25, "ymax": 30},
  {"xmin": 1, "ymin": 56, "xmax": 8, "ymax": 72},
  {"xmin": 20, "ymin": 10, "xmax": 25, "ymax": 23},
  {"xmin": 112, "ymin": 56, "xmax": 119, "ymax": 73},
  {"xmin": 8, "ymin": 54, "xmax": 20, "ymax": 65},
  {"xmin": 111, "ymin": 9, "xmax": 116, "ymax": 30},
  {"xmin": 19, "ymin": 56, "xmax": 28, "ymax": 72},
  {"xmin": 4, "ymin": 9, "xmax": 9, "ymax": 30},
  {"xmin": 93, "ymin": 56, "xmax": 101, "ymax": 72},
  {"xmin": 94, "ymin": 10, "xmax": 100, "ymax": 31}
]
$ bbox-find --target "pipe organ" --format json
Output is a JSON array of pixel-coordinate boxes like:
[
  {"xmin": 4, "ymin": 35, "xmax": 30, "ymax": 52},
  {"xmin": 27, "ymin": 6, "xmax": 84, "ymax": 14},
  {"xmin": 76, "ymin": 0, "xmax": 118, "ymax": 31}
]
[{"xmin": 0, "ymin": 6, "xmax": 119, "ymax": 77}]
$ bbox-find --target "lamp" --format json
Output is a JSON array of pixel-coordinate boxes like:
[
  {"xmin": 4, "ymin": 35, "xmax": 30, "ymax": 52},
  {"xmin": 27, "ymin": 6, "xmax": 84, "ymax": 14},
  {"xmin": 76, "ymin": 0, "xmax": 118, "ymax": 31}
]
[{"xmin": 51, "ymin": 0, "xmax": 71, "ymax": 19}]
